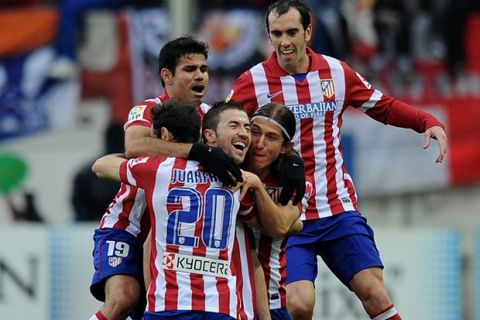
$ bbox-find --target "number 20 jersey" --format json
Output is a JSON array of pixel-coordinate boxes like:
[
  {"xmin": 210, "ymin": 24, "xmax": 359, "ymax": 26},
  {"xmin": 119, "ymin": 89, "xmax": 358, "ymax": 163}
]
[{"xmin": 120, "ymin": 155, "xmax": 253, "ymax": 317}]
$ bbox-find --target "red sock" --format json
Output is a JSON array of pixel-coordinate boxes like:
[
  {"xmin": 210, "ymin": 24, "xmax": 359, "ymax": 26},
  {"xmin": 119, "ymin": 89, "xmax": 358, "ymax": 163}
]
[
  {"xmin": 89, "ymin": 311, "xmax": 107, "ymax": 320},
  {"xmin": 371, "ymin": 304, "xmax": 401, "ymax": 320}
]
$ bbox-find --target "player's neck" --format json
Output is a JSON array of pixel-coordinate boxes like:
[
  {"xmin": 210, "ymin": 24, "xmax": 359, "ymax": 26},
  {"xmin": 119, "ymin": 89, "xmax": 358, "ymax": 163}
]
[{"xmin": 278, "ymin": 55, "xmax": 309, "ymax": 75}]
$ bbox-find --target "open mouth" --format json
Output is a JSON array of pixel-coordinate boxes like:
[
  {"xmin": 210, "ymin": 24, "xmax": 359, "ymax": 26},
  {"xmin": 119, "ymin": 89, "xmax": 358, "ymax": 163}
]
[
  {"xmin": 191, "ymin": 84, "xmax": 204, "ymax": 94},
  {"xmin": 232, "ymin": 141, "xmax": 247, "ymax": 151}
]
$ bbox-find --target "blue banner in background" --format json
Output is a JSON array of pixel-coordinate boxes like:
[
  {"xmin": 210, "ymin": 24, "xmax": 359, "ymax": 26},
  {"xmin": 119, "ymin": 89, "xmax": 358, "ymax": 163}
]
[{"xmin": 0, "ymin": 47, "xmax": 78, "ymax": 143}]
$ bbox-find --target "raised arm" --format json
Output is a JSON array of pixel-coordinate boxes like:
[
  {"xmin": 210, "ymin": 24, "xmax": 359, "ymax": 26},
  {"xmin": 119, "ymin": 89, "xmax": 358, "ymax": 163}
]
[
  {"xmin": 124, "ymin": 125, "xmax": 192, "ymax": 159},
  {"xmin": 125, "ymin": 125, "xmax": 242, "ymax": 186}
]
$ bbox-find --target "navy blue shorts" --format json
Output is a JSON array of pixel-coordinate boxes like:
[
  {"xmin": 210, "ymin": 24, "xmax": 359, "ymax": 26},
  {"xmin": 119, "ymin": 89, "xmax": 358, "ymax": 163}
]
[
  {"xmin": 255, "ymin": 307, "xmax": 291, "ymax": 320},
  {"xmin": 286, "ymin": 211, "xmax": 383, "ymax": 289},
  {"xmin": 270, "ymin": 307, "xmax": 292, "ymax": 320},
  {"xmin": 90, "ymin": 228, "xmax": 143, "ymax": 301},
  {"xmin": 143, "ymin": 310, "xmax": 235, "ymax": 319}
]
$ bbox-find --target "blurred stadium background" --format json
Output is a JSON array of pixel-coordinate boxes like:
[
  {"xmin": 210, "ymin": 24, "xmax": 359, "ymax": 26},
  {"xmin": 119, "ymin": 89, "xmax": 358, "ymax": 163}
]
[{"xmin": 0, "ymin": 0, "xmax": 479, "ymax": 319}]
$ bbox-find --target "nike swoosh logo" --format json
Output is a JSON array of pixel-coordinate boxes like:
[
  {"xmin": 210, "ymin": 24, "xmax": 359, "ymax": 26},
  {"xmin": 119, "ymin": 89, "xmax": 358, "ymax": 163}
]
[{"xmin": 266, "ymin": 91, "xmax": 283, "ymax": 100}]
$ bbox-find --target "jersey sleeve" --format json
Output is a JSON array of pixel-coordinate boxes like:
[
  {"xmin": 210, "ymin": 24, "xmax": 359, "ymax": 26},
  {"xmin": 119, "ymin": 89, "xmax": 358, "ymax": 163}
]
[
  {"xmin": 238, "ymin": 189, "xmax": 256, "ymax": 221},
  {"xmin": 123, "ymin": 101, "xmax": 157, "ymax": 130},
  {"xmin": 119, "ymin": 157, "xmax": 154, "ymax": 189},
  {"xmin": 228, "ymin": 71, "xmax": 259, "ymax": 117},
  {"xmin": 343, "ymin": 62, "xmax": 445, "ymax": 133}
]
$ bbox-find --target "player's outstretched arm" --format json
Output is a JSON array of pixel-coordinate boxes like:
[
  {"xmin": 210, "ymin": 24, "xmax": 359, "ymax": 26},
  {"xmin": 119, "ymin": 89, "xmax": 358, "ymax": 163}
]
[
  {"xmin": 92, "ymin": 154, "xmax": 125, "ymax": 181},
  {"xmin": 423, "ymin": 125, "xmax": 448, "ymax": 163},
  {"xmin": 125, "ymin": 125, "xmax": 192, "ymax": 159},
  {"xmin": 125, "ymin": 126, "xmax": 242, "ymax": 186}
]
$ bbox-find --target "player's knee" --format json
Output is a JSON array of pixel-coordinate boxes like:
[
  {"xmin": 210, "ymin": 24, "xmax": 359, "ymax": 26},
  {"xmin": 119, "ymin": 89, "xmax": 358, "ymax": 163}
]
[
  {"xmin": 106, "ymin": 289, "xmax": 139, "ymax": 314},
  {"xmin": 356, "ymin": 283, "xmax": 390, "ymax": 306},
  {"xmin": 287, "ymin": 295, "xmax": 313, "ymax": 319}
]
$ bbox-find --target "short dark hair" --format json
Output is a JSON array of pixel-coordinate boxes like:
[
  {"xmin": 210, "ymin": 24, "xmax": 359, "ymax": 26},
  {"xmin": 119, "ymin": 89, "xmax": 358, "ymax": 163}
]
[
  {"xmin": 151, "ymin": 99, "xmax": 201, "ymax": 143},
  {"xmin": 202, "ymin": 100, "xmax": 247, "ymax": 140},
  {"xmin": 252, "ymin": 103, "xmax": 296, "ymax": 143},
  {"xmin": 265, "ymin": 0, "xmax": 311, "ymax": 33},
  {"xmin": 158, "ymin": 36, "xmax": 209, "ymax": 87}
]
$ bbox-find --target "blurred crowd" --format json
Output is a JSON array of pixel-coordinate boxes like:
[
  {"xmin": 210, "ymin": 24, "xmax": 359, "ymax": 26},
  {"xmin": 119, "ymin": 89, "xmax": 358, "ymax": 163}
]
[{"xmin": 2, "ymin": 0, "xmax": 479, "ymax": 81}]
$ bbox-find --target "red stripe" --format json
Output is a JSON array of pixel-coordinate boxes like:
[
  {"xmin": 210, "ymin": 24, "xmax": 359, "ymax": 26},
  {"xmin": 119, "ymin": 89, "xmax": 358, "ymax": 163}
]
[
  {"xmin": 232, "ymin": 235, "xmax": 246, "ymax": 319},
  {"xmin": 243, "ymin": 228, "xmax": 256, "ymax": 314},
  {"xmin": 317, "ymin": 59, "xmax": 344, "ymax": 213},
  {"xmin": 258, "ymin": 234, "xmax": 273, "ymax": 297},
  {"xmin": 294, "ymin": 77, "xmax": 320, "ymax": 219},
  {"xmin": 94, "ymin": 311, "xmax": 107, "ymax": 320},
  {"xmin": 147, "ymin": 214, "xmax": 158, "ymax": 311},
  {"xmin": 323, "ymin": 111, "xmax": 343, "ymax": 212}
]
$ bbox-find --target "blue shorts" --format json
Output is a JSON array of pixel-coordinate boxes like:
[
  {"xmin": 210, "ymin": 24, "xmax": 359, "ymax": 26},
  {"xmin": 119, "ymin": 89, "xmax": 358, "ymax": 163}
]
[
  {"xmin": 286, "ymin": 211, "xmax": 383, "ymax": 289},
  {"xmin": 270, "ymin": 307, "xmax": 291, "ymax": 320},
  {"xmin": 255, "ymin": 307, "xmax": 291, "ymax": 320},
  {"xmin": 90, "ymin": 228, "xmax": 144, "ymax": 301},
  {"xmin": 143, "ymin": 310, "xmax": 235, "ymax": 319}
]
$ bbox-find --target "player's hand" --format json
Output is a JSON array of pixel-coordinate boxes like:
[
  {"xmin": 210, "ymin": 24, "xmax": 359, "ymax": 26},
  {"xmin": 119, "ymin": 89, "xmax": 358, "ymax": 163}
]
[
  {"xmin": 423, "ymin": 125, "xmax": 447, "ymax": 163},
  {"xmin": 239, "ymin": 170, "xmax": 262, "ymax": 200},
  {"xmin": 188, "ymin": 143, "xmax": 243, "ymax": 186},
  {"xmin": 278, "ymin": 152, "xmax": 306, "ymax": 206}
]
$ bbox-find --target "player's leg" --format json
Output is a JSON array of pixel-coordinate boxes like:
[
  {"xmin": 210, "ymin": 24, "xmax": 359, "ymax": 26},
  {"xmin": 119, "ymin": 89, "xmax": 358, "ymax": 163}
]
[
  {"xmin": 285, "ymin": 243, "xmax": 317, "ymax": 320},
  {"xmin": 101, "ymin": 274, "xmax": 141, "ymax": 319},
  {"xmin": 90, "ymin": 228, "xmax": 144, "ymax": 320},
  {"xmin": 320, "ymin": 212, "xmax": 401, "ymax": 319},
  {"xmin": 349, "ymin": 268, "xmax": 400, "ymax": 320}
]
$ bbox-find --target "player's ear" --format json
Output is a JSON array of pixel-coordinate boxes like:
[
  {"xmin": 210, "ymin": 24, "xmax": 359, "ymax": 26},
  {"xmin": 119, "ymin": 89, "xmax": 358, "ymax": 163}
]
[
  {"xmin": 160, "ymin": 68, "xmax": 173, "ymax": 86},
  {"xmin": 160, "ymin": 127, "xmax": 174, "ymax": 142},
  {"xmin": 304, "ymin": 24, "xmax": 312, "ymax": 43},
  {"xmin": 203, "ymin": 128, "xmax": 216, "ymax": 144},
  {"xmin": 280, "ymin": 141, "xmax": 294, "ymax": 155}
]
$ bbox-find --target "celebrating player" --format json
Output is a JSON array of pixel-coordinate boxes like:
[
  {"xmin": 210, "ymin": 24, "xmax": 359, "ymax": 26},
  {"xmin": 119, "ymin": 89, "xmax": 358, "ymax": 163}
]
[
  {"xmin": 228, "ymin": 1, "xmax": 448, "ymax": 319},
  {"xmin": 93, "ymin": 99, "xmax": 253, "ymax": 319}
]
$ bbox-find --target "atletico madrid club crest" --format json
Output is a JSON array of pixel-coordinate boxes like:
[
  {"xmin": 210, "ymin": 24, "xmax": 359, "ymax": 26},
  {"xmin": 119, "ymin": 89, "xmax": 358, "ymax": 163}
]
[
  {"xmin": 321, "ymin": 79, "xmax": 335, "ymax": 99},
  {"xmin": 108, "ymin": 256, "xmax": 123, "ymax": 268}
]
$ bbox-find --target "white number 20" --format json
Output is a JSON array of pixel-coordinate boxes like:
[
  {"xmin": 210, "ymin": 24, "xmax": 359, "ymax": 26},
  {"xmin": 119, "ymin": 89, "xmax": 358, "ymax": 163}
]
[{"xmin": 106, "ymin": 240, "xmax": 130, "ymax": 257}]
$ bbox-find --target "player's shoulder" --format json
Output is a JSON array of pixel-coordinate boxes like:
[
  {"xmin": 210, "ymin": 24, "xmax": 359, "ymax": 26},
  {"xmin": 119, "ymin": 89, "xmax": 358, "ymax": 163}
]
[{"xmin": 127, "ymin": 96, "xmax": 162, "ymax": 122}]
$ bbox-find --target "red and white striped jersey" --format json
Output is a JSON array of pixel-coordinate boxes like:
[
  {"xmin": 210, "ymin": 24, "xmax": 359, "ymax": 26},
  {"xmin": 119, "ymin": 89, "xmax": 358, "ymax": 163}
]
[
  {"xmin": 230, "ymin": 48, "xmax": 443, "ymax": 220},
  {"xmin": 120, "ymin": 155, "xmax": 252, "ymax": 317},
  {"xmin": 99, "ymin": 93, "xmax": 210, "ymax": 240},
  {"xmin": 232, "ymin": 222, "xmax": 256, "ymax": 320},
  {"xmin": 251, "ymin": 174, "xmax": 312, "ymax": 309}
]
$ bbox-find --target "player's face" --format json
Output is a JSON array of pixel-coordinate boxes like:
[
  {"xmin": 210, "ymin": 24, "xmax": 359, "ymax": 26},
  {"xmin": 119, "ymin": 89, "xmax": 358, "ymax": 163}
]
[
  {"xmin": 168, "ymin": 53, "xmax": 208, "ymax": 105},
  {"xmin": 267, "ymin": 8, "xmax": 312, "ymax": 74},
  {"xmin": 213, "ymin": 109, "xmax": 251, "ymax": 165},
  {"xmin": 248, "ymin": 118, "xmax": 291, "ymax": 173}
]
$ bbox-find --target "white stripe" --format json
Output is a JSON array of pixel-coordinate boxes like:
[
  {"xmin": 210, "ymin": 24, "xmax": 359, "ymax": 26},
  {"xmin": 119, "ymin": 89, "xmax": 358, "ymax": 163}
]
[
  {"xmin": 359, "ymin": 89, "xmax": 383, "ymax": 112},
  {"xmin": 373, "ymin": 306, "xmax": 398, "ymax": 320},
  {"xmin": 250, "ymin": 64, "xmax": 270, "ymax": 107}
]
